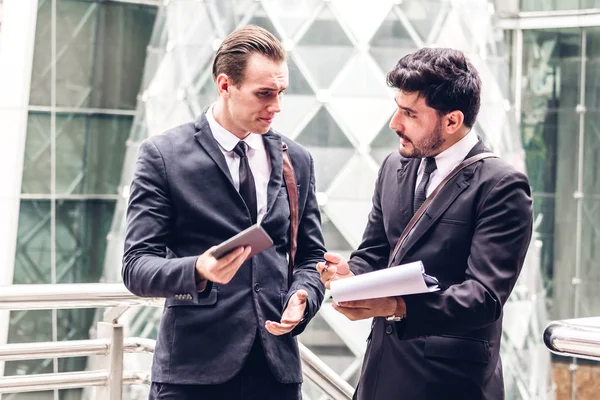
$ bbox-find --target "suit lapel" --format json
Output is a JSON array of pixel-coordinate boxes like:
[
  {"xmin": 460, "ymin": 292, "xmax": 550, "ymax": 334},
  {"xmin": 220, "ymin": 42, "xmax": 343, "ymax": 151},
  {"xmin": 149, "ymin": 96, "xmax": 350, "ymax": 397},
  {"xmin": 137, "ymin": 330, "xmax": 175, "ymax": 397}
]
[
  {"xmin": 193, "ymin": 112, "xmax": 235, "ymax": 186},
  {"xmin": 395, "ymin": 139, "xmax": 488, "ymax": 262},
  {"xmin": 262, "ymin": 131, "xmax": 283, "ymax": 214},
  {"xmin": 397, "ymin": 157, "xmax": 419, "ymax": 222}
]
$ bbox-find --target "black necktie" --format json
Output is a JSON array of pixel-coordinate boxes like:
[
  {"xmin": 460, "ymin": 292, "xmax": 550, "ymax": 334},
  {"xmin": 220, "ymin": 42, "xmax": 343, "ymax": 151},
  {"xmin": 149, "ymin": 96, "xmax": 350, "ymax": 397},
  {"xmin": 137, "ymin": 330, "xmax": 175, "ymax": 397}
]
[
  {"xmin": 233, "ymin": 141, "xmax": 258, "ymax": 223},
  {"xmin": 413, "ymin": 157, "xmax": 437, "ymax": 214}
]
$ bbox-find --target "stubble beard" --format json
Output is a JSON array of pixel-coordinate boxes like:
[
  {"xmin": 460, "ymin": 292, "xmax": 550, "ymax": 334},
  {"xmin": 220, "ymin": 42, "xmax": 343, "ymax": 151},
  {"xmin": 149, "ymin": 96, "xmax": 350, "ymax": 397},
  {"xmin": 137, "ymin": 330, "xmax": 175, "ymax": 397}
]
[{"xmin": 398, "ymin": 120, "xmax": 445, "ymax": 158}]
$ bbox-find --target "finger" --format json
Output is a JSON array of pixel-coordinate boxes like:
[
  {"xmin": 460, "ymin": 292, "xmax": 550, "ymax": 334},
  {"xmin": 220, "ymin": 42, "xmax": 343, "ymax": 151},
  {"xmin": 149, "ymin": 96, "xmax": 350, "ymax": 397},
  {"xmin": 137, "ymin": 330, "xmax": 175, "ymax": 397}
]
[
  {"xmin": 324, "ymin": 252, "xmax": 342, "ymax": 264},
  {"xmin": 316, "ymin": 261, "xmax": 326, "ymax": 273},
  {"xmin": 223, "ymin": 246, "xmax": 252, "ymax": 269},
  {"xmin": 281, "ymin": 311, "xmax": 302, "ymax": 324},
  {"xmin": 338, "ymin": 300, "xmax": 369, "ymax": 309},
  {"xmin": 294, "ymin": 289, "xmax": 308, "ymax": 303},
  {"xmin": 333, "ymin": 302, "xmax": 368, "ymax": 321},
  {"xmin": 217, "ymin": 246, "xmax": 245, "ymax": 264},
  {"xmin": 265, "ymin": 321, "xmax": 294, "ymax": 335}
]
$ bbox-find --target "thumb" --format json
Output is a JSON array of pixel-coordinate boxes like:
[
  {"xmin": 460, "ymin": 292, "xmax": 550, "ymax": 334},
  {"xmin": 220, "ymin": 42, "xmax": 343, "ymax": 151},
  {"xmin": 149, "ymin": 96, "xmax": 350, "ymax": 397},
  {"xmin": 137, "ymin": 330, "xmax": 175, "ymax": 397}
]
[{"xmin": 294, "ymin": 289, "xmax": 308, "ymax": 303}]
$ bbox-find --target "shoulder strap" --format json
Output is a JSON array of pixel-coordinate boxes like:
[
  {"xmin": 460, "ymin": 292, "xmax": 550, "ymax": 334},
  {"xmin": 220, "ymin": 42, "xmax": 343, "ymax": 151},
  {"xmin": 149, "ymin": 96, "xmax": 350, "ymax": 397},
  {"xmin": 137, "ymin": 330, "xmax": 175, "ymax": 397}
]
[
  {"xmin": 282, "ymin": 142, "xmax": 299, "ymax": 285},
  {"xmin": 388, "ymin": 152, "xmax": 498, "ymax": 268}
]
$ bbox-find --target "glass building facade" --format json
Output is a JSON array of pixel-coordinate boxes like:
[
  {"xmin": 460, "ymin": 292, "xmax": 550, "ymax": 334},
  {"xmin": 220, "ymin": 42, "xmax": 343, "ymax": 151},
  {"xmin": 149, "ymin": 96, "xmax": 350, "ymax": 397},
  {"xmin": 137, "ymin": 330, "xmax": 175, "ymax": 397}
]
[
  {"xmin": 1, "ymin": 0, "xmax": 600, "ymax": 399},
  {"xmin": 2, "ymin": 1, "xmax": 156, "ymax": 399}
]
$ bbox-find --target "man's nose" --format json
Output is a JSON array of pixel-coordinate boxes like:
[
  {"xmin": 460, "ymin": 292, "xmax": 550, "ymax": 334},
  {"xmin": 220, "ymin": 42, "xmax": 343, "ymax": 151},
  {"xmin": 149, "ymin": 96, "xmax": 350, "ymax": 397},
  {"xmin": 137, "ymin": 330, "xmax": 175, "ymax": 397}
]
[
  {"xmin": 267, "ymin": 95, "xmax": 281, "ymax": 113},
  {"xmin": 389, "ymin": 111, "xmax": 403, "ymax": 131}
]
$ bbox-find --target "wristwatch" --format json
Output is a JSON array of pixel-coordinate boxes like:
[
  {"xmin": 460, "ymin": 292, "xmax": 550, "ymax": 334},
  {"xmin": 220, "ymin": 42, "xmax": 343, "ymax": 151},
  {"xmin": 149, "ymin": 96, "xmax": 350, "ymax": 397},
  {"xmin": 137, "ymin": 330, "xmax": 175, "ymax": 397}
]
[{"xmin": 386, "ymin": 313, "xmax": 406, "ymax": 322}]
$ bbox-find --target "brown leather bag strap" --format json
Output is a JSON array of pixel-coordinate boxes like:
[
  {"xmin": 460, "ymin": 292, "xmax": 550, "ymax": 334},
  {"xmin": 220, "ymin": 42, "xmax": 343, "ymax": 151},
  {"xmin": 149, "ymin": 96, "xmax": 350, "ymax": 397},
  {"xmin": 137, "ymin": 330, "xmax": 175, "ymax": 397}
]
[
  {"xmin": 388, "ymin": 152, "xmax": 498, "ymax": 268},
  {"xmin": 282, "ymin": 142, "xmax": 299, "ymax": 285}
]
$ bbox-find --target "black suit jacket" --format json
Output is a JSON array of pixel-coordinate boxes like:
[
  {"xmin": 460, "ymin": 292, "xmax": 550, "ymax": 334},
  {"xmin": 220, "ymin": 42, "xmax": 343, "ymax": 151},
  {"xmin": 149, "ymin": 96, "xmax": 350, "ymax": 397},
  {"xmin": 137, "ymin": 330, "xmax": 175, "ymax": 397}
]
[
  {"xmin": 350, "ymin": 141, "xmax": 533, "ymax": 400},
  {"xmin": 122, "ymin": 113, "xmax": 326, "ymax": 385}
]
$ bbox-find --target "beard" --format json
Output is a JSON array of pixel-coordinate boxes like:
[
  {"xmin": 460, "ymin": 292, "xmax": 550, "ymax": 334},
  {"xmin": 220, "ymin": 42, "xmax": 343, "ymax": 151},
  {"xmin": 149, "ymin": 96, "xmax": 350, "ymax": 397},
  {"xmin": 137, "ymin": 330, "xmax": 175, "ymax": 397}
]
[{"xmin": 397, "ymin": 119, "xmax": 445, "ymax": 158}]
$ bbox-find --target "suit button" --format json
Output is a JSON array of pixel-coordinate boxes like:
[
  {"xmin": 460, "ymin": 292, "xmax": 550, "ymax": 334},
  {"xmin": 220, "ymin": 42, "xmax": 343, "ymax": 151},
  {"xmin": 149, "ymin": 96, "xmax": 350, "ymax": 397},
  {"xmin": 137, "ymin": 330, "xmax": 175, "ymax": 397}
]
[
  {"xmin": 254, "ymin": 283, "xmax": 261, "ymax": 293},
  {"xmin": 385, "ymin": 324, "xmax": 393, "ymax": 335}
]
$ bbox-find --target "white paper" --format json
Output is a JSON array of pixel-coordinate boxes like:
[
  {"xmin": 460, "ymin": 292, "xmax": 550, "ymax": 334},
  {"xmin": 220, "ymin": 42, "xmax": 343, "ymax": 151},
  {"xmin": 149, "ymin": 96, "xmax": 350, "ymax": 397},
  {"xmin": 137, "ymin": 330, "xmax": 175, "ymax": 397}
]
[{"xmin": 330, "ymin": 261, "xmax": 439, "ymax": 303}]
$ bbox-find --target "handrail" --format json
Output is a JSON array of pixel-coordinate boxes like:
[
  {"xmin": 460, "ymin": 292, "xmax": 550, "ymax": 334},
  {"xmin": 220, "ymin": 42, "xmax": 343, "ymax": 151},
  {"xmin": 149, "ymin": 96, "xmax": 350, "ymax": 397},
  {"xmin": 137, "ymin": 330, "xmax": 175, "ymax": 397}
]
[
  {"xmin": 0, "ymin": 283, "xmax": 354, "ymax": 399},
  {"xmin": 0, "ymin": 370, "xmax": 151, "ymax": 394},
  {"xmin": 0, "ymin": 337, "xmax": 155, "ymax": 361},
  {"xmin": 299, "ymin": 342, "xmax": 354, "ymax": 400},
  {"xmin": 0, "ymin": 283, "xmax": 163, "ymax": 310},
  {"xmin": 543, "ymin": 317, "xmax": 600, "ymax": 361}
]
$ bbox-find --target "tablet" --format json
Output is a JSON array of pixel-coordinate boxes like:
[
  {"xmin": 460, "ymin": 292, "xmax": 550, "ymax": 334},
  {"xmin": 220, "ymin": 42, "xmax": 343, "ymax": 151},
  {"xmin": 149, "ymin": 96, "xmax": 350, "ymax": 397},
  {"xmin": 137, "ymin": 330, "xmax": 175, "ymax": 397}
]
[{"xmin": 210, "ymin": 224, "xmax": 274, "ymax": 260}]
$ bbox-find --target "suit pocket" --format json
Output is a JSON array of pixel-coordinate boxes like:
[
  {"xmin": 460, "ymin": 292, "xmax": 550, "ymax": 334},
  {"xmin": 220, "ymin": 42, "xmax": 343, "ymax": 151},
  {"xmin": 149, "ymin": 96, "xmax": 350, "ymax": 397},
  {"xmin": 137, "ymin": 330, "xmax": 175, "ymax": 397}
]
[
  {"xmin": 438, "ymin": 218, "xmax": 468, "ymax": 226},
  {"xmin": 166, "ymin": 286, "xmax": 218, "ymax": 307},
  {"xmin": 424, "ymin": 335, "xmax": 490, "ymax": 364}
]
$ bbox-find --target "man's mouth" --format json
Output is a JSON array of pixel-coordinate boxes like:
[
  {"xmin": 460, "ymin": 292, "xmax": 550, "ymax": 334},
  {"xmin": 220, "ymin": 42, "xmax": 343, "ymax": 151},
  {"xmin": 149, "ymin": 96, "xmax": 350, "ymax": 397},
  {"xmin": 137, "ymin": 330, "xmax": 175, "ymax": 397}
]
[{"xmin": 396, "ymin": 132, "xmax": 411, "ymax": 144}]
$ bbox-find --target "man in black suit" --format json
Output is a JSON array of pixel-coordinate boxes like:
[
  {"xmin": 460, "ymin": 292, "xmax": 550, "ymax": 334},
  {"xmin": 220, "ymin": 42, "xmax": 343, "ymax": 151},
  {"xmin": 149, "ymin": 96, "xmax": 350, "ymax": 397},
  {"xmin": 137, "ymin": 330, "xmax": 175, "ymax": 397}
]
[
  {"xmin": 123, "ymin": 25, "xmax": 325, "ymax": 399},
  {"xmin": 318, "ymin": 48, "xmax": 533, "ymax": 400}
]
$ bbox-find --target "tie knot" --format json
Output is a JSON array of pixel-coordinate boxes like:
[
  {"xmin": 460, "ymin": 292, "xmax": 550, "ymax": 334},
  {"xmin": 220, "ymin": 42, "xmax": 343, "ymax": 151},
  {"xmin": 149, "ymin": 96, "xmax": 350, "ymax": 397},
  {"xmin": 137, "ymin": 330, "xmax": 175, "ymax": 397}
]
[
  {"xmin": 233, "ymin": 141, "xmax": 249, "ymax": 158},
  {"xmin": 424, "ymin": 157, "xmax": 437, "ymax": 175}
]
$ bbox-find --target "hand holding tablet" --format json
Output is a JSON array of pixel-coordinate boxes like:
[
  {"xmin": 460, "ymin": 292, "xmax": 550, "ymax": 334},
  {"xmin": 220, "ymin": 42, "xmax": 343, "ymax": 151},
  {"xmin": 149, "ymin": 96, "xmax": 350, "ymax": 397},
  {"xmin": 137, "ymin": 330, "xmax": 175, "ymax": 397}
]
[{"xmin": 210, "ymin": 224, "xmax": 274, "ymax": 259}]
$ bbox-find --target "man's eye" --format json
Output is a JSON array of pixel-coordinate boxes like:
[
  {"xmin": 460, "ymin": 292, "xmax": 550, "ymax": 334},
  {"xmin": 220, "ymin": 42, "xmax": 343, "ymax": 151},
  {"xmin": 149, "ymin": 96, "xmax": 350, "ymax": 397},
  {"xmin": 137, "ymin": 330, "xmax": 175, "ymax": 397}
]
[{"xmin": 258, "ymin": 92, "xmax": 270, "ymax": 97}]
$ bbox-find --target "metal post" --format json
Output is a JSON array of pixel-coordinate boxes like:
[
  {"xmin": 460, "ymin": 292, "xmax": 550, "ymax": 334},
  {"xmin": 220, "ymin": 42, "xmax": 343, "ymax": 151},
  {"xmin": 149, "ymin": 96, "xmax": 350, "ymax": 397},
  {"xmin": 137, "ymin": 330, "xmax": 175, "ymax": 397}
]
[
  {"xmin": 109, "ymin": 324, "xmax": 124, "ymax": 400},
  {"xmin": 96, "ymin": 321, "xmax": 124, "ymax": 400}
]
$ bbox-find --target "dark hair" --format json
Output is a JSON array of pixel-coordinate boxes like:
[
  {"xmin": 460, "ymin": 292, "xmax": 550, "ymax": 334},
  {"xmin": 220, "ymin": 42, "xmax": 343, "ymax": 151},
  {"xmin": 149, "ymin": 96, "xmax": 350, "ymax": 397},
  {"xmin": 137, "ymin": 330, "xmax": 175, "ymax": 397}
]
[
  {"xmin": 212, "ymin": 25, "xmax": 286, "ymax": 86},
  {"xmin": 386, "ymin": 48, "xmax": 481, "ymax": 127}
]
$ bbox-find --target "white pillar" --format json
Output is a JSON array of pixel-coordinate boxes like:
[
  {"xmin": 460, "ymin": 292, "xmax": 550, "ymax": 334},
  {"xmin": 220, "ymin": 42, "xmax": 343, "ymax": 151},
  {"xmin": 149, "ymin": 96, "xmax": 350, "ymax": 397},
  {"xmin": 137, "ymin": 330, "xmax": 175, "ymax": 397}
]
[{"xmin": 0, "ymin": 0, "xmax": 39, "ymax": 379}]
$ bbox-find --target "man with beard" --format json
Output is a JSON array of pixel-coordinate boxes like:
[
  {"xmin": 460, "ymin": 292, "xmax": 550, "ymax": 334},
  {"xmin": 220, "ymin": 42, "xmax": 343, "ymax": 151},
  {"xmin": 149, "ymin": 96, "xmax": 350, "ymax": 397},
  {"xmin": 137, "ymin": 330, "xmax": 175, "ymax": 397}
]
[{"xmin": 318, "ymin": 48, "xmax": 533, "ymax": 400}]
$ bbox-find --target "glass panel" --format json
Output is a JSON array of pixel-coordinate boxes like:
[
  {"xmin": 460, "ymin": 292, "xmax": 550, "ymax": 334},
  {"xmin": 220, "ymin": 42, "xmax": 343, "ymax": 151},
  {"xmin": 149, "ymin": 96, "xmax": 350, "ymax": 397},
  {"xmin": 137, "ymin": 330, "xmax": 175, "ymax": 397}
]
[
  {"xmin": 29, "ymin": 0, "xmax": 52, "ymax": 106},
  {"xmin": 55, "ymin": 114, "xmax": 132, "ymax": 195},
  {"xmin": 4, "ymin": 310, "xmax": 54, "ymax": 377},
  {"xmin": 520, "ymin": 0, "xmax": 583, "ymax": 12},
  {"xmin": 369, "ymin": 9, "xmax": 417, "ymax": 73},
  {"xmin": 89, "ymin": 2, "xmax": 157, "ymax": 109},
  {"xmin": 55, "ymin": 0, "xmax": 156, "ymax": 109},
  {"xmin": 308, "ymin": 147, "xmax": 355, "ymax": 191},
  {"xmin": 54, "ymin": 0, "xmax": 99, "ymax": 108},
  {"xmin": 295, "ymin": 107, "xmax": 353, "ymax": 147},
  {"xmin": 321, "ymin": 215, "xmax": 353, "ymax": 253},
  {"xmin": 331, "ymin": 53, "xmax": 388, "ymax": 98},
  {"xmin": 246, "ymin": 5, "xmax": 282, "ymax": 40},
  {"xmin": 397, "ymin": 0, "xmax": 443, "ymax": 42},
  {"xmin": 55, "ymin": 200, "xmax": 116, "ymax": 284},
  {"xmin": 295, "ymin": 5, "xmax": 355, "ymax": 89},
  {"xmin": 521, "ymin": 29, "xmax": 581, "ymax": 114},
  {"xmin": 583, "ymin": 112, "xmax": 600, "ymax": 194},
  {"xmin": 370, "ymin": 121, "xmax": 398, "ymax": 164},
  {"xmin": 14, "ymin": 200, "xmax": 52, "ymax": 285},
  {"xmin": 298, "ymin": 5, "xmax": 352, "ymax": 46},
  {"xmin": 287, "ymin": 56, "xmax": 315, "ymax": 96},
  {"xmin": 262, "ymin": 0, "xmax": 321, "ymax": 41},
  {"xmin": 57, "ymin": 308, "xmax": 96, "ymax": 376},
  {"xmin": 21, "ymin": 112, "xmax": 51, "ymax": 194}
]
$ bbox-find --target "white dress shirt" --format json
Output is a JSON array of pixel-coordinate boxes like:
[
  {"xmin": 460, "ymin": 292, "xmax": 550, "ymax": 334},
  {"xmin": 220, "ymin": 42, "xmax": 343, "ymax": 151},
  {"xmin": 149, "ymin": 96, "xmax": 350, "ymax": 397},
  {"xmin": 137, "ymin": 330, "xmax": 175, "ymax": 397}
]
[
  {"xmin": 206, "ymin": 105, "xmax": 272, "ymax": 223},
  {"xmin": 415, "ymin": 129, "xmax": 479, "ymax": 197}
]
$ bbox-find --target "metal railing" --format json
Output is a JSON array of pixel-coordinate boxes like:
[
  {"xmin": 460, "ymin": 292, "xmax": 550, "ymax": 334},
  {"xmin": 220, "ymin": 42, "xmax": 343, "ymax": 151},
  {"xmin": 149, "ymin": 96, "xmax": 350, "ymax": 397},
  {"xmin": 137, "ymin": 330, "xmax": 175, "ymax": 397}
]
[
  {"xmin": 0, "ymin": 283, "xmax": 353, "ymax": 400},
  {"xmin": 544, "ymin": 317, "xmax": 600, "ymax": 361}
]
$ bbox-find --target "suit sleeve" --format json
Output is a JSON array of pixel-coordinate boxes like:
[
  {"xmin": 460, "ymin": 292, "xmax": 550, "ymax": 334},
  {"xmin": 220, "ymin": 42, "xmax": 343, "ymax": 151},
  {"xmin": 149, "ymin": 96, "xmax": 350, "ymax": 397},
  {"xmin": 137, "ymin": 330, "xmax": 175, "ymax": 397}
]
[
  {"xmin": 122, "ymin": 139, "xmax": 205, "ymax": 302},
  {"xmin": 348, "ymin": 154, "xmax": 393, "ymax": 275},
  {"xmin": 400, "ymin": 171, "xmax": 533, "ymax": 339},
  {"xmin": 284, "ymin": 153, "xmax": 326, "ymax": 336}
]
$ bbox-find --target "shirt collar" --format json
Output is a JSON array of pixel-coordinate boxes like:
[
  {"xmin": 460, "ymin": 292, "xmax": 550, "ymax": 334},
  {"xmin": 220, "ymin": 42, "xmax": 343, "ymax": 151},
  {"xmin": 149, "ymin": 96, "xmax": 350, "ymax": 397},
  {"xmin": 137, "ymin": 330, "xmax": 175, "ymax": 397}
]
[
  {"xmin": 420, "ymin": 129, "xmax": 479, "ymax": 176},
  {"xmin": 205, "ymin": 104, "xmax": 262, "ymax": 152}
]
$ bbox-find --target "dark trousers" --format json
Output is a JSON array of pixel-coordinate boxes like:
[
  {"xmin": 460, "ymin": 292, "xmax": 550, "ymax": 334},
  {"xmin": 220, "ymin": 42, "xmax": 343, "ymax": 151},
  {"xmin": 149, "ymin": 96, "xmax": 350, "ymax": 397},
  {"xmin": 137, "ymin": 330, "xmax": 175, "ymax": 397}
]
[{"xmin": 149, "ymin": 336, "xmax": 301, "ymax": 400}]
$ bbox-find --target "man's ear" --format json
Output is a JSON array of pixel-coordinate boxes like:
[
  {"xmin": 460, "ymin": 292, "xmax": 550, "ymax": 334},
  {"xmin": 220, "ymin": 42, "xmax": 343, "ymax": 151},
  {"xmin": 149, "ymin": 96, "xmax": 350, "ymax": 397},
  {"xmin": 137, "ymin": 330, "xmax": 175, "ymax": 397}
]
[
  {"xmin": 216, "ymin": 74, "xmax": 231, "ymax": 98},
  {"xmin": 444, "ymin": 110, "xmax": 464, "ymax": 135}
]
